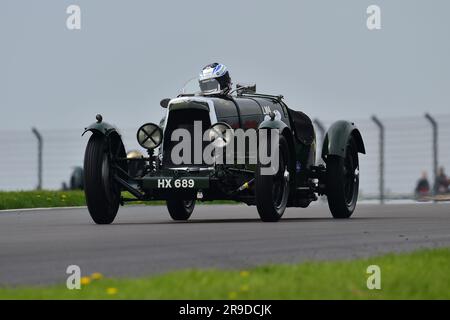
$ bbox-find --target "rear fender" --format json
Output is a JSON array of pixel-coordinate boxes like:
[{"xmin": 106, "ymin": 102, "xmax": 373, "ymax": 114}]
[{"xmin": 321, "ymin": 120, "xmax": 366, "ymax": 161}]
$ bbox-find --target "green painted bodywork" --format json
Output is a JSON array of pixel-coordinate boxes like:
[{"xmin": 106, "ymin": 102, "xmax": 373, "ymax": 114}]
[
  {"xmin": 82, "ymin": 121, "xmax": 120, "ymax": 137},
  {"xmin": 258, "ymin": 119, "xmax": 314, "ymax": 188},
  {"xmin": 321, "ymin": 120, "xmax": 366, "ymax": 160},
  {"xmin": 169, "ymin": 100, "xmax": 210, "ymax": 112},
  {"xmin": 293, "ymin": 138, "xmax": 316, "ymax": 183}
]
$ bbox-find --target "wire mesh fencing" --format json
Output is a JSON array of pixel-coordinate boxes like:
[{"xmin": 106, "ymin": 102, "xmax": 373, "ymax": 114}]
[
  {"xmin": 0, "ymin": 127, "xmax": 143, "ymax": 191},
  {"xmin": 315, "ymin": 114, "xmax": 450, "ymax": 199},
  {"xmin": 1, "ymin": 113, "xmax": 449, "ymax": 201}
]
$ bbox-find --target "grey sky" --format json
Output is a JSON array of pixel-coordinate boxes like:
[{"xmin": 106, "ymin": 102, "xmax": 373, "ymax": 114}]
[{"xmin": 1, "ymin": 0, "xmax": 450, "ymax": 131}]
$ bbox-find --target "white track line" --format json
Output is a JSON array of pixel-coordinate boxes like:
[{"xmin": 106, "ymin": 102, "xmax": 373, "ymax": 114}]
[
  {"xmin": 1, "ymin": 200, "xmax": 445, "ymax": 214},
  {"xmin": 0, "ymin": 206, "xmax": 87, "ymax": 213}
]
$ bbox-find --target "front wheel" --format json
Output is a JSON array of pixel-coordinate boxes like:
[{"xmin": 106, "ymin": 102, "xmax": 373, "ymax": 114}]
[
  {"xmin": 84, "ymin": 134, "xmax": 123, "ymax": 224},
  {"xmin": 255, "ymin": 134, "xmax": 290, "ymax": 222},
  {"xmin": 326, "ymin": 136, "xmax": 360, "ymax": 219},
  {"xmin": 167, "ymin": 199, "xmax": 196, "ymax": 221}
]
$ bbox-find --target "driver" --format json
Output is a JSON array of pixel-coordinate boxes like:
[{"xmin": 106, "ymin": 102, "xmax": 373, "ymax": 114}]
[{"xmin": 199, "ymin": 63, "xmax": 232, "ymax": 94}]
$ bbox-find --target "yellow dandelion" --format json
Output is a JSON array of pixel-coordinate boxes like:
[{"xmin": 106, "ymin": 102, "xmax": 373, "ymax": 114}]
[
  {"xmin": 240, "ymin": 270, "xmax": 250, "ymax": 277},
  {"xmin": 106, "ymin": 287, "xmax": 118, "ymax": 295},
  {"xmin": 46, "ymin": 197, "xmax": 52, "ymax": 201},
  {"xmin": 61, "ymin": 194, "xmax": 67, "ymax": 199},
  {"xmin": 36, "ymin": 195, "xmax": 41, "ymax": 198},
  {"xmin": 91, "ymin": 272, "xmax": 103, "ymax": 280},
  {"xmin": 240, "ymin": 285, "xmax": 249, "ymax": 292},
  {"xmin": 228, "ymin": 291, "xmax": 238, "ymax": 299},
  {"xmin": 80, "ymin": 276, "xmax": 91, "ymax": 286}
]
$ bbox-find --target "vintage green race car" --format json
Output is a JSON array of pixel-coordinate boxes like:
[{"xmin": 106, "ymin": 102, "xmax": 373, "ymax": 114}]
[{"xmin": 82, "ymin": 77, "xmax": 365, "ymax": 224}]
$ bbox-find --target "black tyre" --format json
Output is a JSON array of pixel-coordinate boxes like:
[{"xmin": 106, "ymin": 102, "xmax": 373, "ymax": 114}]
[
  {"xmin": 326, "ymin": 136, "xmax": 360, "ymax": 219},
  {"xmin": 255, "ymin": 134, "xmax": 290, "ymax": 222},
  {"xmin": 84, "ymin": 134, "xmax": 122, "ymax": 224},
  {"xmin": 167, "ymin": 199, "xmax": 196, "ymax": 221}
]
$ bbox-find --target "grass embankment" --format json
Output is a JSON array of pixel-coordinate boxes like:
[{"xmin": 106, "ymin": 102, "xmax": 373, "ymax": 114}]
[
  {"xmin": 1, "ymin": 248, "xmax": 449, "ymax": 299},
  {"xmin": 0, "ymin": 190, "xmax": 236, "ymax": 210}
]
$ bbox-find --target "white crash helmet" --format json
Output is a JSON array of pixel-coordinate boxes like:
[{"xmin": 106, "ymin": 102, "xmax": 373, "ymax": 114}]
[{"xmin": 198, "ymin": 63, "xmax": 232, "ymax": 93}]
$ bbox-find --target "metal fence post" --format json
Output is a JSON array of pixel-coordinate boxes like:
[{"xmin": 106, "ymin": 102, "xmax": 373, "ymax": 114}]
[
  {"xmin": 32, "ymin": 127, "xmax": 43, "ymax": 190},
  {"xmin": 371, "ymin": 116, "xmax": 385, "ymax": 203},
  {"xmin": 313, "ymin": 119, "xmax": 326, "ymax": 163},
  {"xmin": 425, "ymin": 113, "xmax": 438, "ymax": 195}
]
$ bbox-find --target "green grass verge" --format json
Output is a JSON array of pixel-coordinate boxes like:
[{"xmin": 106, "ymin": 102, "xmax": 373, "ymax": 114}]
[
  {"xmin": 0, "ymin": 190, "xmax": 87, "ymax": 210},
  {"xmin": 1, "ymin": 248, "xmax": 449, "ymax": 300},
  {"xmin": 0, "ymin": 190, "xmax": 237, "ymax": 210}
]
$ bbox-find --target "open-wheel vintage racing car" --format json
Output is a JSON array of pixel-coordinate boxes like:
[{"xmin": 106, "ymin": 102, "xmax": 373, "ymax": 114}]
[{"xmin": 82, "ymin": 63, "xmax": 365, "ymax": 224}]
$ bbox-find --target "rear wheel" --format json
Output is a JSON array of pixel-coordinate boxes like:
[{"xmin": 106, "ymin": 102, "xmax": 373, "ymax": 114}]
[
  {"xmin": 255, "ymin": 134, "xmax": 290, "ymax": 222},
  {"xmin": 326, "ymin": 136, "xmax": 360, "ymax": 219},
  {"xmin": 167, "ymin": 199, "xmax": 196, "ymax": 221},
  {"xmin": 84, "ymin": 134, "xmax": 122, "ymax": 224}
]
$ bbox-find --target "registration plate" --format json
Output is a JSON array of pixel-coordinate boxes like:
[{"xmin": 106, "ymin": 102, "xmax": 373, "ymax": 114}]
[
  {"xmin": 157, "ymin": 178, "xmax": 195, "ymax": 189},
  {"xmin": 143, "ymin": 176, "xmax": 210, "ymax": 190}
]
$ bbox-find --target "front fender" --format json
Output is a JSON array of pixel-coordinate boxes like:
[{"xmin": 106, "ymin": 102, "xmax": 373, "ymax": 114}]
[
  {"xmin": 258, "ymin": 119, "xmax": 288, "ymax": 131},
  {"xmin": 82, "ymin": 121, "xmax": 120, "ymax": 137},
  {"xmin": 82, "ymin": 119, "xmax": 128, "ymax": 181},
  {"xmin": 322, "ymin": 120, "xmax": 365, "ymax": 161}
]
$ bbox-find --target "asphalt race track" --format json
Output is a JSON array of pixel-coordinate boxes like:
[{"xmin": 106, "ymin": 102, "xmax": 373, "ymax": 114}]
[{"xmin": 1, "ymin": 203, "xmax": 449, "ymax": 286}]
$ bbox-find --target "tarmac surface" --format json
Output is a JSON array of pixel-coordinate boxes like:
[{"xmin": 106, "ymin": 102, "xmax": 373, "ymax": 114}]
[{"xmin": 1, "ymin": 203, "xmax": 449, "ymax": 286}]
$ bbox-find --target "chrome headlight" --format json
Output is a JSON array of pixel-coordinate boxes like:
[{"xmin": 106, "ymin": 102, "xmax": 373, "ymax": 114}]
[
  {"xmin": 137, "ymin": 123, "xmax": 163, "ymax": 149},
  {"xmin": 208, "ymin": 122, "xmax": 234, "ymax": 148}
]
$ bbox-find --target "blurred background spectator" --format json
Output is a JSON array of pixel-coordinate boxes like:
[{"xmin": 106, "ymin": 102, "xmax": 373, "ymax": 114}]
[
  {"xmin": 434, "ymin": 167, "xmax": 449, "ymax": 195},
  {"xmin": 62, "ymin": 167, "xmax": 84, "ymax": 191},
  {"xmin": 415, "ymin": 171, "xmax": 431, "ymax": 199}
]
